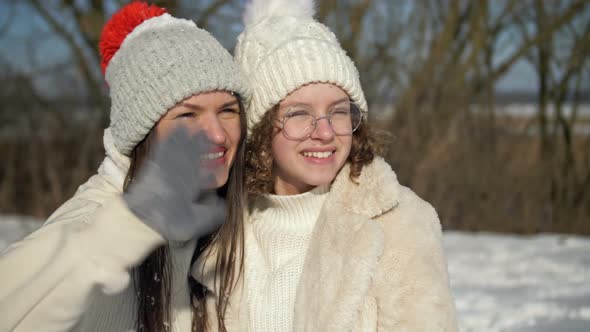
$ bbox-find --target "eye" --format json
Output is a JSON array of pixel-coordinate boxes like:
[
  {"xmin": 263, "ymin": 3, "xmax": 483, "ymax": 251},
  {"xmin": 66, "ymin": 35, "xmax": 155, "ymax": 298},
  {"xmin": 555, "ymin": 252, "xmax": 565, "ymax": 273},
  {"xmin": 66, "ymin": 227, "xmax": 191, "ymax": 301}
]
[
  {"xmin": 175, "ymin": 112, "xmax": 196, "ymax": 119},
  {"xmin": 221, "ymin": 107, "xmax": 239, "ymax": 114},
  {"xmin": 219, "ymin": 107, "xmax": 240, "ymax": 119},
  {"xmin": 332, "ymin": 104, "xmax": 351, "ymax": 115},
  {"xmin": 285, "ymin": 110, "xmax": 310, "ymax": 118}
]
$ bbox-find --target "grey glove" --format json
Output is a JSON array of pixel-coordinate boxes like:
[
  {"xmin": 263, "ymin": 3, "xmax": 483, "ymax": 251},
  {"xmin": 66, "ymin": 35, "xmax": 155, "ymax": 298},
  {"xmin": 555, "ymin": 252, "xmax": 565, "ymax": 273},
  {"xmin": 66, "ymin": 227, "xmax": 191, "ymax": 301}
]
[{"xmin": 123, "ymin": 127, "xmax": 226, "ymax": 242}]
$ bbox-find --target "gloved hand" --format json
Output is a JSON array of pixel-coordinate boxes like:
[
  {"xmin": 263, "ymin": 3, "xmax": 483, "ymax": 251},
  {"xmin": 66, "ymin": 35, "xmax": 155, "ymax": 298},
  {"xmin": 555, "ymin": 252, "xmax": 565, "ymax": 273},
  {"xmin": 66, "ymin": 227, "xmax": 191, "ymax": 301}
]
[{"xmin": 123, "ymin": 127, "xmax": 226, "ymax": 242}]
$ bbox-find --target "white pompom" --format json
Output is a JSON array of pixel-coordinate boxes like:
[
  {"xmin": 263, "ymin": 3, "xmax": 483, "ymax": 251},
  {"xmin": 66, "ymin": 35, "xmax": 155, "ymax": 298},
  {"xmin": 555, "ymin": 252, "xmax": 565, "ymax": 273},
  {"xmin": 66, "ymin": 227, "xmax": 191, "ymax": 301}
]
[{"xmin": 243, "ymin": 0, "xmax": 316, "ymax": 27}]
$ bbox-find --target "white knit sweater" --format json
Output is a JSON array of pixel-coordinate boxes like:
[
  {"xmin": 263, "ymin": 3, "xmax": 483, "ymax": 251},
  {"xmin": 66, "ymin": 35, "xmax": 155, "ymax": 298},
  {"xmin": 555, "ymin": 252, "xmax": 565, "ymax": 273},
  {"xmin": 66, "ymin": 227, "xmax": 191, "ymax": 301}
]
[{"xmin": 245, "ymin": 185, "xmax": 329, "ymax": 332}]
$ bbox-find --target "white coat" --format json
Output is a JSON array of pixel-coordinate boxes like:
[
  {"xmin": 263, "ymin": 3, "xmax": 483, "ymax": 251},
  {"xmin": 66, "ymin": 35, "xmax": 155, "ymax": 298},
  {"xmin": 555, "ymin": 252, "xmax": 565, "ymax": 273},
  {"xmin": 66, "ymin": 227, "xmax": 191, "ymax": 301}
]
[{"xmin": 195, "ymin": 157, "xmax": 459, "ymax": 331}]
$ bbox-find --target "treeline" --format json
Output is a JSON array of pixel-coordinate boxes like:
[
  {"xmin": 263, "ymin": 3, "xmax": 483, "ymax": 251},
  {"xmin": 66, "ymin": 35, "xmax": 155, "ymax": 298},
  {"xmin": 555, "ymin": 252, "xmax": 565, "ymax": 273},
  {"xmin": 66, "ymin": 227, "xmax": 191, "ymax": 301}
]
[{"xmin": 0, "ymin": 0, "xmax": 589, "ymax": 234}]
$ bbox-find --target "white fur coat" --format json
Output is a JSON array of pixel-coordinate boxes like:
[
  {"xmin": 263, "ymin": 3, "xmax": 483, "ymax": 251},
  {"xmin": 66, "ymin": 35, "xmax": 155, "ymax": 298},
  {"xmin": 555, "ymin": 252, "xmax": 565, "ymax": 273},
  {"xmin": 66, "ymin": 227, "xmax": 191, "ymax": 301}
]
[{"xmin": 195, "ymin": 158, "xmax": 459, "ymax": 331}]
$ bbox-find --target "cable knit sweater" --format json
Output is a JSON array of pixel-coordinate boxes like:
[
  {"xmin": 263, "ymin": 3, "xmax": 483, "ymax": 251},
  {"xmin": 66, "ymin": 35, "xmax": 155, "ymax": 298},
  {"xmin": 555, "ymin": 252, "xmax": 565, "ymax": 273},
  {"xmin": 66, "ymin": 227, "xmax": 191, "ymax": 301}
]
[{"xmin": 245, "ymin": 185, "xmax": 328, "ymax": 331}]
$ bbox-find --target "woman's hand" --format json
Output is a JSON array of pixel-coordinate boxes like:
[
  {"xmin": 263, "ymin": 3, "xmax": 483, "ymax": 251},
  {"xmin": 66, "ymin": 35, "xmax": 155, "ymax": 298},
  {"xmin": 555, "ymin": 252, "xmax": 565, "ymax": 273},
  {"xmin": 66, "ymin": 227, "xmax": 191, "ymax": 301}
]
[{"xmin": 124, "ymin": 127, "xmax": 225, "ymax": 242}]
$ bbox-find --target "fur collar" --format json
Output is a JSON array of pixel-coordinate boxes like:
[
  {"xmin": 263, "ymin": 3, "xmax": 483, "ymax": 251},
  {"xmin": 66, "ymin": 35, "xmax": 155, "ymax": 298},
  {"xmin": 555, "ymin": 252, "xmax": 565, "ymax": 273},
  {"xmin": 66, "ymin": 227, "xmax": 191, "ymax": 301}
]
[{"xmin": 327, "ymin": 157, "xmax": 400, "ymax": 218}]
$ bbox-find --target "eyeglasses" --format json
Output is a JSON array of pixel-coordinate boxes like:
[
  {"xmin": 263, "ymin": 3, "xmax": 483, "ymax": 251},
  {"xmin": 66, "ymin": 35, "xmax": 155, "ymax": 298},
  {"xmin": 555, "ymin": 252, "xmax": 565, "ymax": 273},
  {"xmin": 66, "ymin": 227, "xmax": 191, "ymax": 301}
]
[{"xmin": 275, "ymin": 102, "xmax": 363, "ymax": 140}]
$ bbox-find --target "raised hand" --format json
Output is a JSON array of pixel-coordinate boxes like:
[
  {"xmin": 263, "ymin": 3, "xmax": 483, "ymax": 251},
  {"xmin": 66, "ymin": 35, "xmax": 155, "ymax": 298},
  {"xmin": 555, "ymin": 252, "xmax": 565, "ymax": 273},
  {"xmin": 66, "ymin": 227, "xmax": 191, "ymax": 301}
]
[{"xmin": 123, "ymin": 127, "xmax": 226, "ymax": 242}]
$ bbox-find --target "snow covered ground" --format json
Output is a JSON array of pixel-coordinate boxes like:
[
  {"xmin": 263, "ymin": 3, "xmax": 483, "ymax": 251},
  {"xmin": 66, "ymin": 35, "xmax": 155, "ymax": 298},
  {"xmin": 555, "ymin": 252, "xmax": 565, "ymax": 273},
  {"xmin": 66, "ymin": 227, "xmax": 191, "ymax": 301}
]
[
  {"xmin": 444, "ymin": 232, "xmax": 590, "ymax": 331},
  {"xmin": 1, "ymin": 216, "xmax": 589, "ymax": 331}
]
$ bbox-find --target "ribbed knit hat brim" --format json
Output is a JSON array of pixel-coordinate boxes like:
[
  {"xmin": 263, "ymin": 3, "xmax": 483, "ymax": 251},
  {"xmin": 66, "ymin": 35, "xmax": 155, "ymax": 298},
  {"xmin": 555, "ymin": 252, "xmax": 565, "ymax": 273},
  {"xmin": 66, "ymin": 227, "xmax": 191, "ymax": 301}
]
[{"xmin": 244, "ymin": 36, "xmax": 367, "ymax": 130}]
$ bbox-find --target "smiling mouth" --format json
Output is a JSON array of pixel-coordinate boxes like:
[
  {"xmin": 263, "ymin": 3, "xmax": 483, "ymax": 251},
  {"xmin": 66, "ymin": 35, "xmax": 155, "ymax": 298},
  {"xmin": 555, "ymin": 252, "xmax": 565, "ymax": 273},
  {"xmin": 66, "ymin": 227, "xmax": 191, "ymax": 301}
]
[
  {"xmin": 302, "ymin": 151, "xmax": 334, "ymax": 159},
  {"xmin": 201, "ymin": 151, "xmax": 226, "ymax": 160}
]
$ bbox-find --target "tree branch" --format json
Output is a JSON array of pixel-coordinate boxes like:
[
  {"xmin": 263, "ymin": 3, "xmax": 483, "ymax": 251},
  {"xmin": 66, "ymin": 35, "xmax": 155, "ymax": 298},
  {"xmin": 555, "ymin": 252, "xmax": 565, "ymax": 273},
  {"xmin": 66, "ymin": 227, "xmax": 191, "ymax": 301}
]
[{"xmin": 29, "ymin": 0, "xmax": 106, "ymax": 119}]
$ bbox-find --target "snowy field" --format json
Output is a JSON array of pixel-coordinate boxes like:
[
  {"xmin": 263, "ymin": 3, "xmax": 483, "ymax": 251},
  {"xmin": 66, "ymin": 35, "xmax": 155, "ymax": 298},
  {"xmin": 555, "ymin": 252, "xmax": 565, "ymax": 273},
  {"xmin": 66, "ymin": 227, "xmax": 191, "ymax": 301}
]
[
  {"xmin": 1, "ymin": 216, "xmax": 589, "ymax": 331},
  {"xmin": 444, "ymin": 232, "xmax": 590, "ymax": 331}
]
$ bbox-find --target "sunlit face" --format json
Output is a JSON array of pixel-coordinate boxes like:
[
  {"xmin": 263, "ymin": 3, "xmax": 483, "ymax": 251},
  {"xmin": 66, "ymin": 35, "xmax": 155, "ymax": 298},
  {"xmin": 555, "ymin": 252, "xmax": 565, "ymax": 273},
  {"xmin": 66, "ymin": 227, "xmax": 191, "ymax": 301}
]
[
  {"xmin": 155, "ymin": 91, "xmax": 241, "ymax": 189},
  {"xmin": 271, "ymin": 83, "xmax": 352, "ymax": 195}
]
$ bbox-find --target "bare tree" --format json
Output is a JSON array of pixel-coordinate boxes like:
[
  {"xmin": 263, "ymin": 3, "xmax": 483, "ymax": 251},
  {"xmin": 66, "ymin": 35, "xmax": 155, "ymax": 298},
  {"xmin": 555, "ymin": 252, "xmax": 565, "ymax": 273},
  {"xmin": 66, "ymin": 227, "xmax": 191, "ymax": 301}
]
[{"xmin": 1, "ymin": 0, "xmax": 589, "ymax": 233}]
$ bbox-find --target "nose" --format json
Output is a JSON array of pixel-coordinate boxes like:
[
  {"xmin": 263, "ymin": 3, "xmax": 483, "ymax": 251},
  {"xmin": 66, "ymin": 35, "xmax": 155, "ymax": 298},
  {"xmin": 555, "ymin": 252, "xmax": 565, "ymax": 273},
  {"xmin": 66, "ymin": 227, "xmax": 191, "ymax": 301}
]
[
  {"xmin": 310, "ymin": 116, "xmax": 335, "ymax": 141},
  {"xmin": 198, "ymin": 113, "xmax": 226, "ymax": 145}
]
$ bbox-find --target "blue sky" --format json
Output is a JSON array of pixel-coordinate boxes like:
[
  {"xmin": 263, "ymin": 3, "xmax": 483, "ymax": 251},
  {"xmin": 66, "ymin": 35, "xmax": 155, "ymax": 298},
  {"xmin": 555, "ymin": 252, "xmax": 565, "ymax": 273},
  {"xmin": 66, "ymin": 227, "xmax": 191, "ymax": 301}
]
[{"xmin": 0, "ymin": 1, "xmax": 550, "ymax": 95}]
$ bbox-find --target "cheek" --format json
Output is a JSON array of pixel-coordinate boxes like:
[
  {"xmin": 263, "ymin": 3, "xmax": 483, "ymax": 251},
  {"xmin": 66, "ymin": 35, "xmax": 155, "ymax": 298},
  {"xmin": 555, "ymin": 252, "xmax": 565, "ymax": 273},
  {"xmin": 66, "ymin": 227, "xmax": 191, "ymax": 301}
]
[
  {"xmin": 154, "ymin": 118, "xmax": 202, "ymax": 141},
  {"xmin": 271, "ymin": 134, "xmax": 293, "ymax": 166},
  {"xmin": 341, "ymin": 136, "xmax": 353, "ymax": 156},
  {"xmin": 153, "ymin": 120, "xmax": 178, "ymax": 140},
  {"xmin": 335, "ymin": 136, "xmax": 353, "ymax": 168},
  {"xmin": 222, "ymin": 119, "xmax": 242, "ymax": 149}
]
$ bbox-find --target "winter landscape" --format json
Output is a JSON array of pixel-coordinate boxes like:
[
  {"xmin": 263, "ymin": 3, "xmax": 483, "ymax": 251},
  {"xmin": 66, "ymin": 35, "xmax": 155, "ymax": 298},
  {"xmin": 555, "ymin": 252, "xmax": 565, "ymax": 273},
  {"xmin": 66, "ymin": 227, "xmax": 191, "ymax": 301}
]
[
  {"xmin": 1, "ymin": 1, "xmax": 590, "ymax": 331},
  {"xmin": 1, "ymin": 216, "xmax": 588, "ymax": 332}
]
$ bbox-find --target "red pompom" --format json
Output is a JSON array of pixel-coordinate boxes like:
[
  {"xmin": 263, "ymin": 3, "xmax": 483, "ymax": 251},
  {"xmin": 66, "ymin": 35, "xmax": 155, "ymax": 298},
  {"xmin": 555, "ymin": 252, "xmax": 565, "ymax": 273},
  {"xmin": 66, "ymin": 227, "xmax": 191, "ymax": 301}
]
[{"xmin": 99, "ymin": 1, "xmax": 167, "ymax": 74}]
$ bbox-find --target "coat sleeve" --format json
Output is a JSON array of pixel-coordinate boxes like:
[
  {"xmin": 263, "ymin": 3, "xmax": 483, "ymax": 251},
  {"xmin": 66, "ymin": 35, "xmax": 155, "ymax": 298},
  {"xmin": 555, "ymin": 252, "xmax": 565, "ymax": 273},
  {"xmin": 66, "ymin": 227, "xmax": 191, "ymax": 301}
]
[
  {"xmin": 374, "ymin": 189, "xmax": 459, "ymax": 332},
  {"xmin": 0, "ymin": 197, "xmax": 165, "ymax": 332}
]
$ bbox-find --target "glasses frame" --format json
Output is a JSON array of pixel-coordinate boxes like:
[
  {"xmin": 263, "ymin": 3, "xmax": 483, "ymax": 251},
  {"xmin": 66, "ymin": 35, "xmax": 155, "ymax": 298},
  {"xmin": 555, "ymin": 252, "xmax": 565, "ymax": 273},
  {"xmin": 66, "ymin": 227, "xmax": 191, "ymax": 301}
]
[{"xmin": 275, "ymin": 101, "xmax": 363, "ymax": 141}]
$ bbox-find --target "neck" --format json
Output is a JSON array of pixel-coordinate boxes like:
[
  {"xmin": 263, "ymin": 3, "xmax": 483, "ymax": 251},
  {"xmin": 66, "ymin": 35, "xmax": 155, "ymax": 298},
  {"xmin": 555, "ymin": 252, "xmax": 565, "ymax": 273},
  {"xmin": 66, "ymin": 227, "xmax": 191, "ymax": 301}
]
[{"xmin": 273, "ymin": 178, "xmax": 316, "ymax": 195}]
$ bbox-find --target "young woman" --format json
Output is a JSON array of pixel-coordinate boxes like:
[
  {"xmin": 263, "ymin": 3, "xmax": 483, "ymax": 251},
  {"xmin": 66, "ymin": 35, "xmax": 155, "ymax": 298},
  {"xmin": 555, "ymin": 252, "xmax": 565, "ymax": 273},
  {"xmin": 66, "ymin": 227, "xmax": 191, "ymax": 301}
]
[
  {"xmin": 0, "ymin": 3, "xmax": 247, "ymax": 331},
  {"xmin": 192, "ymin": 0, "xmax": 459, "ymax": 330}
]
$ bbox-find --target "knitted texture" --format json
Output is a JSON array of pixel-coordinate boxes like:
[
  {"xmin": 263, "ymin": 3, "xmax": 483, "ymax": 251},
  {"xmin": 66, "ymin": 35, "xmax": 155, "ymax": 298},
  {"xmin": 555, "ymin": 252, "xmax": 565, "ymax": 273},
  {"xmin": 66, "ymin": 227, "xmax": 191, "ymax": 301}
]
[
  {"xmin": 102, "ymin": 5, "xmax": 247, "ymax": 155},
  {"xmin": 245, "ymin": 185, "xmax": 328, "ymax": 331},
  {"xmin": 235, "ymin": 0, "xmax": 367, "ymax": 130}
]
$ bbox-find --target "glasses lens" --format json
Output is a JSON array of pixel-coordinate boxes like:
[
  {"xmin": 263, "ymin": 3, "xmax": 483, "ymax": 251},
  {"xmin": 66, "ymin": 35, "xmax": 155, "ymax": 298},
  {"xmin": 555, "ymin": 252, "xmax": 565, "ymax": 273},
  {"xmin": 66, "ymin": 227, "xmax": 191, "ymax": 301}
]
[
  {"xmin": 283, "ymin": 107, "xmax": 314, "ymax": 139},
  {"xmin": 330, "ymin": 102, "xmax": 362, "ymax": 135}
]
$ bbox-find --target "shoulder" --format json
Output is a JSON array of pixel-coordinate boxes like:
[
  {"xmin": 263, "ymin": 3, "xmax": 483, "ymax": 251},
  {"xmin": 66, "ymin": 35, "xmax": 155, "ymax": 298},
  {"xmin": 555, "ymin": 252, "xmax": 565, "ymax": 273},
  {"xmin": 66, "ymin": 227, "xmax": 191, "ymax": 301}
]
[
  {"xmin": 383, "ymin": 185, "xmax": 442, "ymax": 238},
  {"xmin": 351, "ymin": 160, "xmax": 444, "ymax": 260},
  {"xmin": 372, "ymin": 184, "xmax": 447, "ymax": 286},
  {"xmin": 45, "ymin": 173, "xmax": 122, "ymax": 227},
  {"xmin": 374, "ymin": 184, "xmax": 443, "ymax": 260},
  {"xmin": 370, "ymin": 184, "xmax": 457, "ymax": 331},
  {"xmin": 346, "ymin": 157, "xmax": 442, "ymax": 239}
]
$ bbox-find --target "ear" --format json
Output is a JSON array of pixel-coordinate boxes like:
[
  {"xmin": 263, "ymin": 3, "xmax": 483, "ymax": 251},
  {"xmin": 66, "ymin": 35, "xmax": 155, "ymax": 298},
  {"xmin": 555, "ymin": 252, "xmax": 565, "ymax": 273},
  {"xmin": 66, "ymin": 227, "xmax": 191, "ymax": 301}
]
[
  {"xmin": 268, "ymin": 104, "xmax": 281, "ymax": 127},
  {"xmin": 271, "ymin": 115, "xmax": 281, "ymax": 128}
]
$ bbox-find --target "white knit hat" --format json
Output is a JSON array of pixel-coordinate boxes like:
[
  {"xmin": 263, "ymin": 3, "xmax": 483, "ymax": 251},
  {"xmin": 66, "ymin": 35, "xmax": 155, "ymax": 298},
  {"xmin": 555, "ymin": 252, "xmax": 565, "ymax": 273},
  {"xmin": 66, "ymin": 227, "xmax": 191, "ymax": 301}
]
[
  {"xmin": 100, "ymin": 2, "xmax": 247, "ymax": 156},
  {"xmin": 235, "ymin": 0, "xmax": 367, "ymax": 130}
]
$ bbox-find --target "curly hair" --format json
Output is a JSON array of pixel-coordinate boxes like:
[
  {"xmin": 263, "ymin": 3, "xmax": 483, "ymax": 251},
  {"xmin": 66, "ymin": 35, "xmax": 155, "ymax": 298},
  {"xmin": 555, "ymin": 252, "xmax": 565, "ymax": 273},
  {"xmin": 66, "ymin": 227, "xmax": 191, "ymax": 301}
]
[{"xmin": 245, "ymin": 105, "xmax": 387, "ymax": 195}]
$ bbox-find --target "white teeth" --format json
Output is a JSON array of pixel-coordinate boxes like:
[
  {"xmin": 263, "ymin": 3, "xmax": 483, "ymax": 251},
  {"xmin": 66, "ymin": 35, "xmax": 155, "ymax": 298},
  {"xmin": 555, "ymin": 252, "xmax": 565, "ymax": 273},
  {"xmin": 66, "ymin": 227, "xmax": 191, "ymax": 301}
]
[
  {"xmin": 201, "ymin": 151, "xmax": 224, "ymax": 160},
  {"xmin": 302, "ymin": 151, "xmax": 333, "ymax": 158}
]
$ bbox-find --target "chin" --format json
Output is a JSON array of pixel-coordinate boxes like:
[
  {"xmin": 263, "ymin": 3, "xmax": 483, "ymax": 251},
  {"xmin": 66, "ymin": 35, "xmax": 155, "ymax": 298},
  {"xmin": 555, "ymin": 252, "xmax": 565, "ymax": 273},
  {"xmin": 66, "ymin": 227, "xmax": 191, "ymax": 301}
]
[
  {"xmin": 215, "ymin": 174, "xmax": 230, "ymax": 189},
  {"xmin": 316, "ymin": 167, "xmax": 342, "ymax": 182},
  {"xmin": 204, "ymin": 170, "xmax": 229, "ymax": 190},
  {"xmin": 304, "ymin": 175, "xmax": 336, "ymax": 188}
]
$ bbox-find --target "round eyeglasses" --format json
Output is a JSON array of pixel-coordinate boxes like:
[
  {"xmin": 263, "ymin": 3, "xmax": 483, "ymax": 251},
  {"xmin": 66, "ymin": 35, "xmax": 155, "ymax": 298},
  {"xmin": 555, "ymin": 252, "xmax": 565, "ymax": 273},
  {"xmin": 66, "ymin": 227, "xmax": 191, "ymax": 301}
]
[{"xmin": 276, "ymin": 102, "xmax": 363, "ymax": 140}]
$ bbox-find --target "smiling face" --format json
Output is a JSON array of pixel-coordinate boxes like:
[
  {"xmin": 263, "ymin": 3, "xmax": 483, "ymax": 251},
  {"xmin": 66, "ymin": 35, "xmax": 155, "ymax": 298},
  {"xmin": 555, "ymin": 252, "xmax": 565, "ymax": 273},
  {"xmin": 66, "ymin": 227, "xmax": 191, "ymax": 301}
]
[
  {"xmin": 154, "ymin": 91, "xmax": 241, "ymax": 189},
  {"xmin": 271, "ymin": 83, "xmax": 353, "ymax": 195}
]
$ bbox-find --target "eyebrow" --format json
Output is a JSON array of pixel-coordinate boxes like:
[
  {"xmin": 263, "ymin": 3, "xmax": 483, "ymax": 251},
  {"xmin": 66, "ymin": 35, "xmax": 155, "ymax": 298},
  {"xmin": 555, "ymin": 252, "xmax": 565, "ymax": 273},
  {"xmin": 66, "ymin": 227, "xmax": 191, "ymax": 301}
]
[
  {"xmin": 180, "ymin": 100, "xmax": 239, "ymax": 111},
  {"xmin": 282, "ymin": 97, "xmax": 349, "ymax": 109},
  {"xmin": 330, "ymin": 97, "xmax": 350, "ymax": 106}
]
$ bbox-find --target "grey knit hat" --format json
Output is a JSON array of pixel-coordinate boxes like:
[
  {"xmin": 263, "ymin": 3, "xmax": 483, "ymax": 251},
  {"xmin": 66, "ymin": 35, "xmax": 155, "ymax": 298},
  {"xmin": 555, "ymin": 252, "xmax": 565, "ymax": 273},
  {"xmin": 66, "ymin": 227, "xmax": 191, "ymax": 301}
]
[
  {"xmin": 235, "ymin": 0, "xmax": 367, "ymax": 130},
  {"xmin": 100, "ymin": 2, "xmax": 247, "ymax": 156}
]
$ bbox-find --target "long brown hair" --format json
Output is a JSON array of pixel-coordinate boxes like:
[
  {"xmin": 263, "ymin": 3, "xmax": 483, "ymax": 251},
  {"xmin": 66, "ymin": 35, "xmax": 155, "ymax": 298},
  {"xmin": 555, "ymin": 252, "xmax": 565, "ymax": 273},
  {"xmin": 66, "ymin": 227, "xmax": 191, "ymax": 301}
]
[
  {"xmin": 124, "ymin": 94, "xmax": 246, "ymax": 332},
  {"xmin": 246, "ymin": 105, "xmax": 386, "ymax": 194}
]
